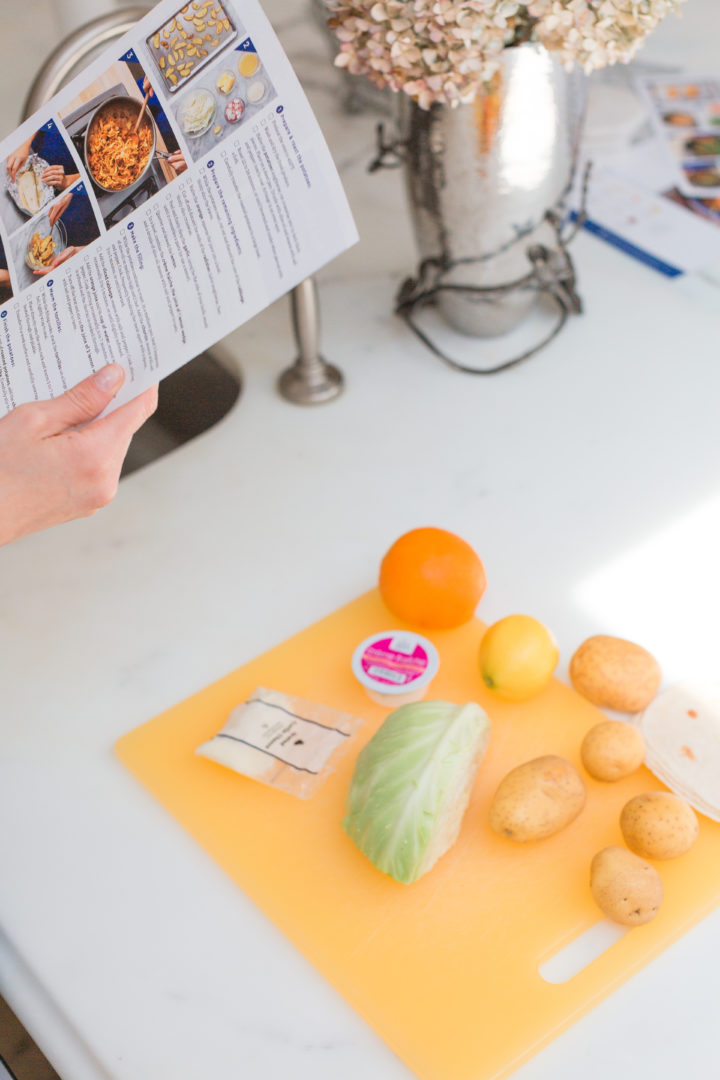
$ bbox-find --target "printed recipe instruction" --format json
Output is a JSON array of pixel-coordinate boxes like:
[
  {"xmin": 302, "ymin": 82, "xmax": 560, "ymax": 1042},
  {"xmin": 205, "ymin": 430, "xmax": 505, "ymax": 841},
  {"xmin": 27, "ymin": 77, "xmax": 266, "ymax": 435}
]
[{"xmin": 0, "ymin": 0, "xmax": 357, "ymax": 416}]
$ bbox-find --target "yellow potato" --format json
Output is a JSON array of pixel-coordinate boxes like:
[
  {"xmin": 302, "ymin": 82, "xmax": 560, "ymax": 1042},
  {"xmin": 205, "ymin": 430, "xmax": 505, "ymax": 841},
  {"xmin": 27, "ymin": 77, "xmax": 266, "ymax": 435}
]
[
  {"xmin": 569, "ymin": 635, "xmax": 661, "ymax": 712},
  {"xmin": 489, "ymin": 755, "xmax": 586, "ymax": 842},
  {"xmin": 580, "ymin": 720, "xmax": 645, "ymax": 782},
  {"xmin": 590, "ymin": 846, "xmax": 663, "ymax": 926},
  {"xmin": 620, "ymin": 792, "xmax": 698, "ymax": 859}
]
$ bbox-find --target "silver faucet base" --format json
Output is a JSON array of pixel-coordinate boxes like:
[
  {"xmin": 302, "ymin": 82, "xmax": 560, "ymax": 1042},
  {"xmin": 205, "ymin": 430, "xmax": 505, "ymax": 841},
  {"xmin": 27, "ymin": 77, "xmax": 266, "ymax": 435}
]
[
  {"xmin": 277, "ymin": 358, "xmax": 344, "ymax": 405},
  {"xmin": 278, "ymin": 276, "xmax": 344, "ymax": 404}
]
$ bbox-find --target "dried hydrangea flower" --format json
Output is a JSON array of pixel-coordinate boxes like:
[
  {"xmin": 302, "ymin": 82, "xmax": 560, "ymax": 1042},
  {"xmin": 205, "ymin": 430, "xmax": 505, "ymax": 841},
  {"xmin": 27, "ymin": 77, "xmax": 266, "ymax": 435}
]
[
  {"xmin": 324, "ymin": 0, "xmax": 686, "ymax": 107},
  {"xmin": 528, "ymin": 0, "xmax": 686, "ymax": 72}
]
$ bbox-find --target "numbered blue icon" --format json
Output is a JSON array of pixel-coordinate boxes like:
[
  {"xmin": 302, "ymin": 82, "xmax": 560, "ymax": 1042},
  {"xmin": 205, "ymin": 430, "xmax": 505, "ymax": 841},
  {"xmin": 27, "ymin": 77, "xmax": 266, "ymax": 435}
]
[
  {"xmin": 276, "ymin": 106, "xmax": 283, "ymax": 114},
  {"xmin": 207, "ymin": 160, "xmax": 214, "ymax": 168},
  {"xmin": 0, "ymin": 311, "xmax": 6, "ymax": 319},
  {"xmin": 127, "ymin": 221, "xmax": 134, "ymax": 230},
  {"xmin": 46, "ymin": 280, "xmax": 53, "ymax": 287}
]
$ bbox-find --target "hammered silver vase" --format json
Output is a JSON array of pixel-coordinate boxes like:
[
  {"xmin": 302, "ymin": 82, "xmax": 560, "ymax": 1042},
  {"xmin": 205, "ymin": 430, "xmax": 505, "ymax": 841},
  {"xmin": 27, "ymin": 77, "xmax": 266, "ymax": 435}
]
[{"xmin": 400, "ymin": 44, "xmax": 586, "ymax": 337}]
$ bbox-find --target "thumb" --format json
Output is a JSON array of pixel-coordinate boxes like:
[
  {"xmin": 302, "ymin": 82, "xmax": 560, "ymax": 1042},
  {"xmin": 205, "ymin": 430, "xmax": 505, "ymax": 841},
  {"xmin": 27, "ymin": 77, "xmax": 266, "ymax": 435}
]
[{"xmin": 43, "ymin": 364, "xmax": 126, "ymax": 432}]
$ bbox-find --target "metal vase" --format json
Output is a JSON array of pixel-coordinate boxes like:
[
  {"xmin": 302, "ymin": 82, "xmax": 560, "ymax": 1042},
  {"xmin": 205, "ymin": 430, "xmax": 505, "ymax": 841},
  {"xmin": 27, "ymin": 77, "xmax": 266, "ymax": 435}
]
[{"xmin": 400, "ymin": 44, "xmax": 586, "ymax": 337}]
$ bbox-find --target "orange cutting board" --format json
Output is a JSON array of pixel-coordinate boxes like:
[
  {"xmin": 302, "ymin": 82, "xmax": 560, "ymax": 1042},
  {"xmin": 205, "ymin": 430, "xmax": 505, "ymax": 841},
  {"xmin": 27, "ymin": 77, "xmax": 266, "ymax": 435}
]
[{"xmin": 115, "ymin": 590, "xmax": 720, "ymax": 1080}]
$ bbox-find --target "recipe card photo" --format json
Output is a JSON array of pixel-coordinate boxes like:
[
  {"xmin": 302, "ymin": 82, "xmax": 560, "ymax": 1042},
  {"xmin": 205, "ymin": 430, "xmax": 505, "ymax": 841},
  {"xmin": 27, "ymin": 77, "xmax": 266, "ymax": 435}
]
[
  {"xmin": 0, "ymin": 0, "xmax": 357, "ymax": 419},
  {"xmin": 58, "ymin": 50, "xmax": 184, "ymax": 230}
]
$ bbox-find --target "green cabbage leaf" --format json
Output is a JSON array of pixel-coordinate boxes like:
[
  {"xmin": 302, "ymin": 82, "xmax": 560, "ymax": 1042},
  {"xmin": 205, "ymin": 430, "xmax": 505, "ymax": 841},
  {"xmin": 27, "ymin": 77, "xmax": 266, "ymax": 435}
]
[{"xmin": 342, "ymin": 700, "xmax": 490, "ymax": 884}]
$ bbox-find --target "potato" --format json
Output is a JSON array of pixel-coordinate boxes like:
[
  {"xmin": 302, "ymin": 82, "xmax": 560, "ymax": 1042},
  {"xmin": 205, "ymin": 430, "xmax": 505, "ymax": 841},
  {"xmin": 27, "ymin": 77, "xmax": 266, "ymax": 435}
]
[
  {"xmin": 590, "ymin": 846, "xmax": 663, "ymax": 926},
  {"xmin": 620, "ymin": 791, "xmax": 698, "ymax": 859},
  {"xmin": 489, "ymin": 755, "xmax": 586, "ymax": 842},
  {"xmin": 569, "ymin": 635, "xmax": 661, "ymax": 712},
  {"xmin": 581, "ymin": 720, "xmax": 645, "ymax": 782}
]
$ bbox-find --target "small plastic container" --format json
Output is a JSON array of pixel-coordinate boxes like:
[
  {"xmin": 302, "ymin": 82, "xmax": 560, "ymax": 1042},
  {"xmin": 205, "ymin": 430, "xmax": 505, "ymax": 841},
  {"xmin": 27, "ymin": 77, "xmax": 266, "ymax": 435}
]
[
  {"xmin": 352, "ymin": 631, "xmax": 439, "ymax": 707},
  {"xmin": 246, "ymin": 79, "xmax": 267, "ymax": 105},
  {"xmin": 238, "ymin": 51, "xmax": 261, "ymax": 78},
  {"xmin": 224, "ymin": 97, "xmax": 246, "ymax": 124},
  {"xmin": 215, "ymin": 70, "xmax": 236, "ymax": 95}
]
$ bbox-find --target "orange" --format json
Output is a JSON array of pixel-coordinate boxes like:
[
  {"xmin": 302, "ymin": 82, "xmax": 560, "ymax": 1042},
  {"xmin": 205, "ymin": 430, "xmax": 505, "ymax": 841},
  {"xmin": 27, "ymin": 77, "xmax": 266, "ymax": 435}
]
[{"xmin": 379, "ymin": 527, "xmax": 486, "ymax": 630}]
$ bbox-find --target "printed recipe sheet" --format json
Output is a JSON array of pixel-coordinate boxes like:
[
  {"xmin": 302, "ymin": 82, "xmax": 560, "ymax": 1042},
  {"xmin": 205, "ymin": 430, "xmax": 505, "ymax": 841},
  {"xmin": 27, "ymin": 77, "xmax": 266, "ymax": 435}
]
[
  {"xmin": 637, "ymin": 73, "xmax": 720, "ymax": 200},
  {"xmin": 0, "ymin": 0, "xmax": 357, "ymax": 416}
]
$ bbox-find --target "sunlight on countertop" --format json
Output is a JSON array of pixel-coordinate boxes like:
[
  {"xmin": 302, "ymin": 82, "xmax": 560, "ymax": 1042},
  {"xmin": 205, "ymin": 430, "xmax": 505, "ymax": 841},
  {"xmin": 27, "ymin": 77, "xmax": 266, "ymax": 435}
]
[{"xmin": 573, "ymin": 490, "xmax": 720, "ymax": 682}]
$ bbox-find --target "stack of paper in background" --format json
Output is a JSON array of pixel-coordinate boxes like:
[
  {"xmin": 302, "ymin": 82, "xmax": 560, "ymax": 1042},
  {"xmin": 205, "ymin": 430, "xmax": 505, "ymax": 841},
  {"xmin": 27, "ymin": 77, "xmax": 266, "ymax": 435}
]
[{"xmin": 574, "ymin": 69, "xmax": 720, "ymax": 284}]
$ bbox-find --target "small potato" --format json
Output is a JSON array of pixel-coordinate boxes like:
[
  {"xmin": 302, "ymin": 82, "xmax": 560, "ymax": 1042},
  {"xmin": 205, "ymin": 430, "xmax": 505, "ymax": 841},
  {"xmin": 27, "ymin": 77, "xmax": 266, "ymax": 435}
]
[
  {"xmin": 620, "ymin": 792, "xmax": 698, "ymax": 859},
  {"xmin": 570, "ymin": 635, "xmax": 661, "ymax": 712},
  {"xmin": 489, "ymin": 755, "xmax": 586, "ymax": 842},
  {"xmin": 581, "ymin": 720, "xmax": 645, "ymax": 782},
  {"xmin": 590, "ymin": 845, "xmax": 663, "ymax": 926}
]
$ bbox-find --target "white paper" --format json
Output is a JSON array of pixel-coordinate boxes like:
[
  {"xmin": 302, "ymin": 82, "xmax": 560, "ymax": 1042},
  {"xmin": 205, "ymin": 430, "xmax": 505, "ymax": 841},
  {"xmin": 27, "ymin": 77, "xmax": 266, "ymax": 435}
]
[
  {"xmin": 577, "ymin": 159, "xmax": 720, "ymax": 277},
  {"xmin": 571, "ymin": 77, "xmax": 720, "ymax": 280},
  {"xmin": 0, "ymin": 0, "xmax": 357, "ymax": 417}
]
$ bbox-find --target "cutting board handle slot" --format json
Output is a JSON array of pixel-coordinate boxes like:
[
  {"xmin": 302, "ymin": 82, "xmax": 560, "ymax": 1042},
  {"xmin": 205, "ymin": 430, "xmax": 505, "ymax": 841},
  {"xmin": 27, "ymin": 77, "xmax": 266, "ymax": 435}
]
[{"xmin": 540, "ymin": 921, "xmax": 628, "ymax": 984}]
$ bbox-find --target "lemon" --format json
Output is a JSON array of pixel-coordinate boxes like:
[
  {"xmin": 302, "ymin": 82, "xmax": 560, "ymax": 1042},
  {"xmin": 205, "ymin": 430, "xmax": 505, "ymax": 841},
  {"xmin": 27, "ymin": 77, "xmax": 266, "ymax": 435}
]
[{"xmin": 479, "ymin": 615, "xmax": 558, "ymax": 701}]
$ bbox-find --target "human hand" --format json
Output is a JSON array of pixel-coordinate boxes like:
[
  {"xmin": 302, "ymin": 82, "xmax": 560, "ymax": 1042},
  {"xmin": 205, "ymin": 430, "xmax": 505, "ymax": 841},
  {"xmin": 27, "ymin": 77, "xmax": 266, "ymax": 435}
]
[
  {"xmin": 142, "ymin": 76, "xmax": 153, "ymax": 97},
  {"xmin": 6, "ymin": 138, "xmax": 34, "ymax": 181},
  {"xmin": 0, "ymin": 364, "xmax": 158, "ymax": 547},
  {"xmin": 33, "ymin": 246, "xmax": 82, "ymax": 275},
  {"xmin": 167, "ymin": 150, "xmax": 187, "ymax": 175},
  {"xmin": 41, "ymin": 165, "xmax": 66, "ymax": 189},
  {"xmin": 48, "ymin": 192, "xmax": 74, "ymax": 226}
]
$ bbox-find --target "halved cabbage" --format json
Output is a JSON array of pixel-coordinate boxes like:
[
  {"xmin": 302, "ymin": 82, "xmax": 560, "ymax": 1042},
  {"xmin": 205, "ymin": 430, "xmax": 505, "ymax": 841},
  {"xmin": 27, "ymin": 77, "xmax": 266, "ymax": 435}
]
[{"xmin": 342, "ymin": 700, "xmax": 490, "ymax": 884}]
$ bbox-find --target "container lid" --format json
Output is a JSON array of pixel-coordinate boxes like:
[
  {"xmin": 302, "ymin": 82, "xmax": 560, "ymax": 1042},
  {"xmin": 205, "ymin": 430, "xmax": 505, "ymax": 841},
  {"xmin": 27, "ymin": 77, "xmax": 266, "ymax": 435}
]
[{"xmin": 351, "ymin": 631, "xmax": 439, "ymax": 697}]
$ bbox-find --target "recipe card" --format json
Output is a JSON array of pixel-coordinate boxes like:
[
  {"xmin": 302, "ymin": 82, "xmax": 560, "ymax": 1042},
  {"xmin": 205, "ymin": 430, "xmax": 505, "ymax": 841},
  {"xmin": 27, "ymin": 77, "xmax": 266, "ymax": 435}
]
[
  {"xmin": 0, "ymin": 0, "xmax": 358, "ymax": 416},
  {"xmin": 636, "ymin": 73, "xmax": 720, "ymax": 200}
]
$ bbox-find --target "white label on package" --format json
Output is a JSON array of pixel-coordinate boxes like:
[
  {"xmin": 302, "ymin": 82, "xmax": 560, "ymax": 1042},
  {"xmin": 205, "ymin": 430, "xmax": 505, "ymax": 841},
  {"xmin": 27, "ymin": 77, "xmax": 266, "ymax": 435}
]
[
  {"xmin": 196, "ymin": 687, "xmax": 365, "ymax": 799},
  {"xmin": 223, "ymin": 696, "xmax": 349, "ymax": 773}
]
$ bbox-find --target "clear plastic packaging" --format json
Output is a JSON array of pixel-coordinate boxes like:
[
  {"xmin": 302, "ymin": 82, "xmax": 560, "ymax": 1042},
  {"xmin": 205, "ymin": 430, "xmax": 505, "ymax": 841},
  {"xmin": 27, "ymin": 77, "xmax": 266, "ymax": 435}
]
[{"xmin": 196, "ymin": 686, "xmax": 365, "ymax": 799}]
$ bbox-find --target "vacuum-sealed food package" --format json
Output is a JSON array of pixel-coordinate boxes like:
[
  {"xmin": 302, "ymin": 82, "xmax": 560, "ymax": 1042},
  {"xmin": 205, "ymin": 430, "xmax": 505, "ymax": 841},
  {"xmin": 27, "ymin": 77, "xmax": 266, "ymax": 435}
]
[{"xmin": 196, "ymin": 686, "xmax": 365, "ymax": 799}]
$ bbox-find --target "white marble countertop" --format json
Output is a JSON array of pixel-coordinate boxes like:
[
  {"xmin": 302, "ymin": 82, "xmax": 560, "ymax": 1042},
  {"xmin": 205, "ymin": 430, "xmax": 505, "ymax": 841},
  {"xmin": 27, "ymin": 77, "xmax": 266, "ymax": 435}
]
[{"xmin": 2, "ymin": 2, "xmax": 720, "ymax": 1079}]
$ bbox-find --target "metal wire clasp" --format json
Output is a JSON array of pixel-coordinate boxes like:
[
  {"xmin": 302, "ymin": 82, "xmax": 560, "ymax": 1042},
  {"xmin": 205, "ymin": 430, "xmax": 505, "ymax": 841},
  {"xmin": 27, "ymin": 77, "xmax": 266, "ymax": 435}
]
[
  {"xmin": 527, "ymin": 243, "xmax": 583, "ymax": 316},
  {"xmin": 393, "ymin": 164, "xmax": 591, "ymax": 375},
  {"xmin": 367, "ymin": 122, "xmax": 407, "ymax": 173}
]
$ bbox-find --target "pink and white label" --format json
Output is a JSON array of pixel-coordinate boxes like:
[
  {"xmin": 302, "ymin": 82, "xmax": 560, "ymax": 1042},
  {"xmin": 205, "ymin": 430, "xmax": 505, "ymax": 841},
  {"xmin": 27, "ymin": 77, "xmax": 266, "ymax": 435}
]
[{"xmin": 360, "ymin": 634, "xmax": 430, "ymax": 688}]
